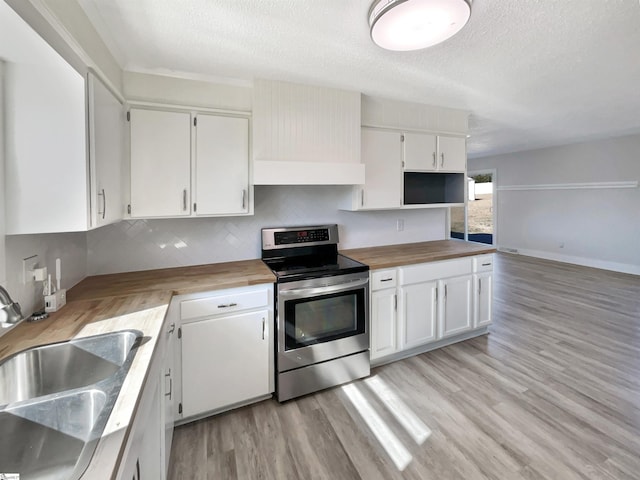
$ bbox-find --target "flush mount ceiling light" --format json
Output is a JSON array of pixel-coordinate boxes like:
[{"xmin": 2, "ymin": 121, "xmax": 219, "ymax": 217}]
[{"xmin": 369, "ymin": 0, "xmax": 472, "ymax": 51}]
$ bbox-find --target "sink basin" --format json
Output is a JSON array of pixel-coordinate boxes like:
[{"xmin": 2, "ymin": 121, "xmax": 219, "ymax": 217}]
[
  {"xmin": 0, "ymin": 330, "xmax": 140, "ymax": 405},
  {"xmin": 0, "ymin": 389, "xmax": 107, "ymax": 480},
  {"xmin": 0, "ymin": 330, "xmax": 143, "ymax": 480}
]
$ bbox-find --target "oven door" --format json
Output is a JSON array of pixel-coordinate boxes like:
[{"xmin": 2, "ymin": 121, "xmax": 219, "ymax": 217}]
[{"xmin": 277, "ymin": 272, "xmax": 369, "ymax": 372}]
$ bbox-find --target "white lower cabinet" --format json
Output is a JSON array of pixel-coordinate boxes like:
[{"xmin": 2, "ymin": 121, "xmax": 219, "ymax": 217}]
[
  {"xmin": 370, "ymin": 288, "xmax": 398, "ymax": 360},
  {"xmin": 117, "ymin": 344, "xmax": 164, "ymax": 480},
  {"xmin": 174, "ymin": 284, "xmax": 274, "ymax": 422},
  {"xmin": 438, "ymin": 275, "xmax": 473, "ymax": 339},
  {"xmin": 181, "ymin": 310, "xmax": 270, "ymax": 417},
  {"xmin": 400, "ymin": 281, "xmax": 438, "ymax": 349},
  {"xmin": 370, "ymin": 254, "xmax": 492, "ymax": 364},
  {"xmin": 474, "ymin": 271, "xmax": 493, "ymax": 328}
]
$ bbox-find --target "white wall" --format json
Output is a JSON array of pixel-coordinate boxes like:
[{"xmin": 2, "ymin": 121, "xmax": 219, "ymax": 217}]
[
  {"xmin": 469, "ymin": 134, "xmax": 640, "ymax": 274},
  {"xmin": 87, "ymin": 185, "xmax": 447, "ymax": 274}
]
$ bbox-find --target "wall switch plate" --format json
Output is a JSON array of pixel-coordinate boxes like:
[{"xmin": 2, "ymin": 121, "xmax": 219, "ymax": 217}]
[
  {"xmin": 397, "ymin": 219, "xmax": 405, "ymax": 232},
  {"xmin": 45, "ymin": 289, "xmax": 66, "ymax": 313}
]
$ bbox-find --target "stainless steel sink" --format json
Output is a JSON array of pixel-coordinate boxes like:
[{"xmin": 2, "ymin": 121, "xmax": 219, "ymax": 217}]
[
  {"xmin": 0, "ymin": 330, "xmax": 142, "ymax": 480},
  {"xmin": 0, "ymin": 330, "xmax": 140, "ymax": 405},
  {"xmin": 0, "ymin": 389, "xmax": 107, "ymax": 479}
]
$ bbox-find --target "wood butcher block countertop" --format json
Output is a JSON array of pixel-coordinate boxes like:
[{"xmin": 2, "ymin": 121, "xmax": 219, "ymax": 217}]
[
  {"xmin": 0, "ymin": 258, "xmax": 275, "ymax": 480},
  {"xmin": 342, "ymin": 239, "xmax": 497, "ymax": 270}
]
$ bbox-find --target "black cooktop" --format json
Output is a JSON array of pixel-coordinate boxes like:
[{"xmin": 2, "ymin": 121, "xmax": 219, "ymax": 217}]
[
  {"xmin": 263, "ymin": 253, "xmax": 368, "ymax": 283},
  {"xmin": 261, "ymin": 225, "xmax": 368, "ymax": 282}
]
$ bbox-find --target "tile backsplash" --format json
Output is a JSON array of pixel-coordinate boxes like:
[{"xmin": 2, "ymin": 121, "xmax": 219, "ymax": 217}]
[{"xmin": 87, "ymin": 186, "xmax": 447, "ymax": 275}]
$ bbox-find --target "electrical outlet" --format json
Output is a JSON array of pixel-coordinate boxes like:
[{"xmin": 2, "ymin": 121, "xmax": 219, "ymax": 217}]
[
  {"xmin": 22, "ymin": 255, "xmax": 39, "ymax": 285},
  {"xmin": 397, "ymin": 219, "xmax": 405, "ymax": 232},
  {"xmin": 559, "ymin": 242, "xmax": 565, "ymax": 249}
]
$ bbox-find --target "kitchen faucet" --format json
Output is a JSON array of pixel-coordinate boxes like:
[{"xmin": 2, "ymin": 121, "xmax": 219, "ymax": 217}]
[{"xmin": 0, "ymin": 285, "xmax": 23, "ymax": 325}]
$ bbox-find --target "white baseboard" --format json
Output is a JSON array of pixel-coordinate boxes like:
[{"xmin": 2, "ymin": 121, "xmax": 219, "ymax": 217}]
[{"xmin": 498, "ymin": 246, "xmax": 640, "ymax": 276}]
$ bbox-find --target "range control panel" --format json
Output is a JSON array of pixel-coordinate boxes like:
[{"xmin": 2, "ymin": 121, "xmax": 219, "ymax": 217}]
[
  {"xmin": 275, "ymin": 228, "xmax": 330, "ymax": 245},
  {"xmin": 262, "ymin": 224, "xmax": 339, "ymax": 251}
]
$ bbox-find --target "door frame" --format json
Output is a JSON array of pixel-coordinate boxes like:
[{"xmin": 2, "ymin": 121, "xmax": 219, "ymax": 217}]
[{"xmin": 449, "ymin": 169, "xmax": 497, "ymax": 246}]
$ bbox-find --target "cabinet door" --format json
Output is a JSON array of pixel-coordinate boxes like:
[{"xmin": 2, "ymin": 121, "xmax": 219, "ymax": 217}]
[
  {"xmin": 370, "ymin": 288, "xmax": 397, "ymax": 360},
  {"xmin": 474, "ymin": 272, "xmax": 493, "ymax": 328},
  {"xmin": 162, "ymin": 321, "xmax": 177, "ymax": 473},
  {"xmin": 437, "ymin": 136, "xmax": 467, "ymax": 172},
  {"xmin": 3, "ymin": 2, "xmax": 89, "ymax": 234},
  {"xmin": 403, "ymin": 132, "xmax": 437, "ymax": 171},
  {"xmin": 195, "ymin": 114, "xmax": 249, "ymax": 215},
  {"xmin": 138, "ymin": 373, "xmax": 163, "ymax": 480},
  {"xmin": 400, "ymin": 281, "xmax": 438, "ymax": 349},
  {"xmin": 181, "ymin": 310, "xmax": 269, "ymax": 418},
  {"xmin": 130, "ymin": 109, "xmax": 191, "ymax": 217},
  {"xmin": 88, "ymin": 73, "xmax": 125, "ymax": 227},
  {"xmin": 360, "ymin": 129, "xmax": 402, "ymax": 209},
  {"xmin": 439, "ymin": 275, "xmax": 473, "ymax": 339}
]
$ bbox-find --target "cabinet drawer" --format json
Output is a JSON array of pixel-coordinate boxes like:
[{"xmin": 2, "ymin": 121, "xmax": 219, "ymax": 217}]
[
  {"xmin": 181, "ymin": 289, "xmax": 269, "ymax": 320},
  {"xmin": 473, "ymin": 254, "xmax": 494, "ymax": 272},
  {"xmin": 400, "ymin": 257, "xmax": 472, "ymax": 285},
  {"xmin": 371, "ymin": 269, "xmax": 397, "ymax": 290}
]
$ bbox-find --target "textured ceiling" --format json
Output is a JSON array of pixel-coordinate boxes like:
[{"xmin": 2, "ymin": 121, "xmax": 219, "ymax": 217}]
[{"xmin": 77, "ymin": 0, "xmax": 640, "ymax": 158}]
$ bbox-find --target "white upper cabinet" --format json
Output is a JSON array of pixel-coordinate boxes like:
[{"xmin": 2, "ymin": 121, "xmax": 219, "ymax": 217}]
[
  {"xmin": 358, "ymin": 129, "xmax": 402, "ymax": 209},
  {"xmin": 129, "ymin": 107, "xmax": 252, "ymax": 219},
  {"xmin": 88, "ymin": 72, "xmax": 125, "ymax": 227},
  {"xmin": 129, "ymin": 108, "xmax": 192, "ymax": 218},
  {"xmin": 437, "ymin": 136, "xmax": 467, "ymax": 172},
  {"xmin": 403, "ymin": 133, "xmax": 438, "ymax": 171},
  {"xmin": 404, "ymin": 133, "xmax": 466, "ymax": 172},
  {"xmin": 253, "ymin": 79, "xmax": 364, "ymax": 185},
  {"xmin": 3, "ymin": 2, "xmax": 89, "ymax": 234},
  {"xmin": 194, "ymin": 114, "xmax": 249, "ymax": 215}
]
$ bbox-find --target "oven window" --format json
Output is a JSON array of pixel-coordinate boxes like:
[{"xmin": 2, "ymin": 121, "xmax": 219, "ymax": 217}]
[{"xmin": 284, "ymin": 288, "xmax": 366, "ymax": 350}]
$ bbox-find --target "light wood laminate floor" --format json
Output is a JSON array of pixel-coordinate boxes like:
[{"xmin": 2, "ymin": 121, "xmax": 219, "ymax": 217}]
[{"xmin": 168, "ymin": 253, "xmax": 640, "ymax": 480}]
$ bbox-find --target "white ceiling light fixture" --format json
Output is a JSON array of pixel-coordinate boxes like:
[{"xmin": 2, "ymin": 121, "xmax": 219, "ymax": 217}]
[{"xmin": 369, "ymin": 0, "xmax": 472, "ymax": 51}]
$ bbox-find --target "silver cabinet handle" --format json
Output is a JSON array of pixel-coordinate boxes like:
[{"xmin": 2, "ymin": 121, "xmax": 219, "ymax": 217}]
[
  {"xmin": 432, "ymin": 152, "xmax": 437, "ymax": 168},
  {"xmin": 380, "ymin": 278, "xmax": 393, "ymax": 282},
  {"xmin": 440, "ymin": 152, "xmax": 445, "ymax": 167},
  {"xmin": 183, "ymin": 189, "xmax": 187, "ymax": 211},
  {"xmin": 242, "ymin": 189, "xmax": 246, "ymax": 209},
  {"xmin": 167, "ymin": 322, "xmax": 175, "ymax": 334},
  {"xmin": 482, "ymin": 262, "xmax": 491, "ymax": 266},
  {"xmin": 361, "ymin": 189, "xmax": 365, "ymax": 207},
  {"xmin": 165, "ymin": 372, "xmax": 172, "ymax": 399},
  {"xmin": 97, "ymin": 188, "xmax": 106, "ymax": 219},
  {"xmin": 394, "ymin": 294, "xmax": 397, "ymax": 310},
  {"xmin": 217, "ymin": 302, "xmax": 238, "ymax": 308},
  {"xmin": 262, "ymin": 317, "xmax": 266, "ymax": 340},
  {"xmin": 479, "ymin": 278, "xmax": 482, "ymax": 295}
]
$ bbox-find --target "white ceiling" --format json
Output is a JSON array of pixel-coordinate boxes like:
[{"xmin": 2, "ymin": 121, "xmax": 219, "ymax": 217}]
[{"xmin": 77, "ymin": 0, "xmax": 640, "ymax": 158}]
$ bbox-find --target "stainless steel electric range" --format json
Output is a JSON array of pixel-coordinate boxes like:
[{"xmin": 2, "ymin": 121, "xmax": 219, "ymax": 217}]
[{"xmin": 261, "ymin": 224, "xmax": 370, "ymax": 402}]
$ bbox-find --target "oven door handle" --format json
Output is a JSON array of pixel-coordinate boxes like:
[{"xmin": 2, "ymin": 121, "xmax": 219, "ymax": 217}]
[{"xmin": 279, "ymin": 278, "xmax": 369, "ymax": 298}]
